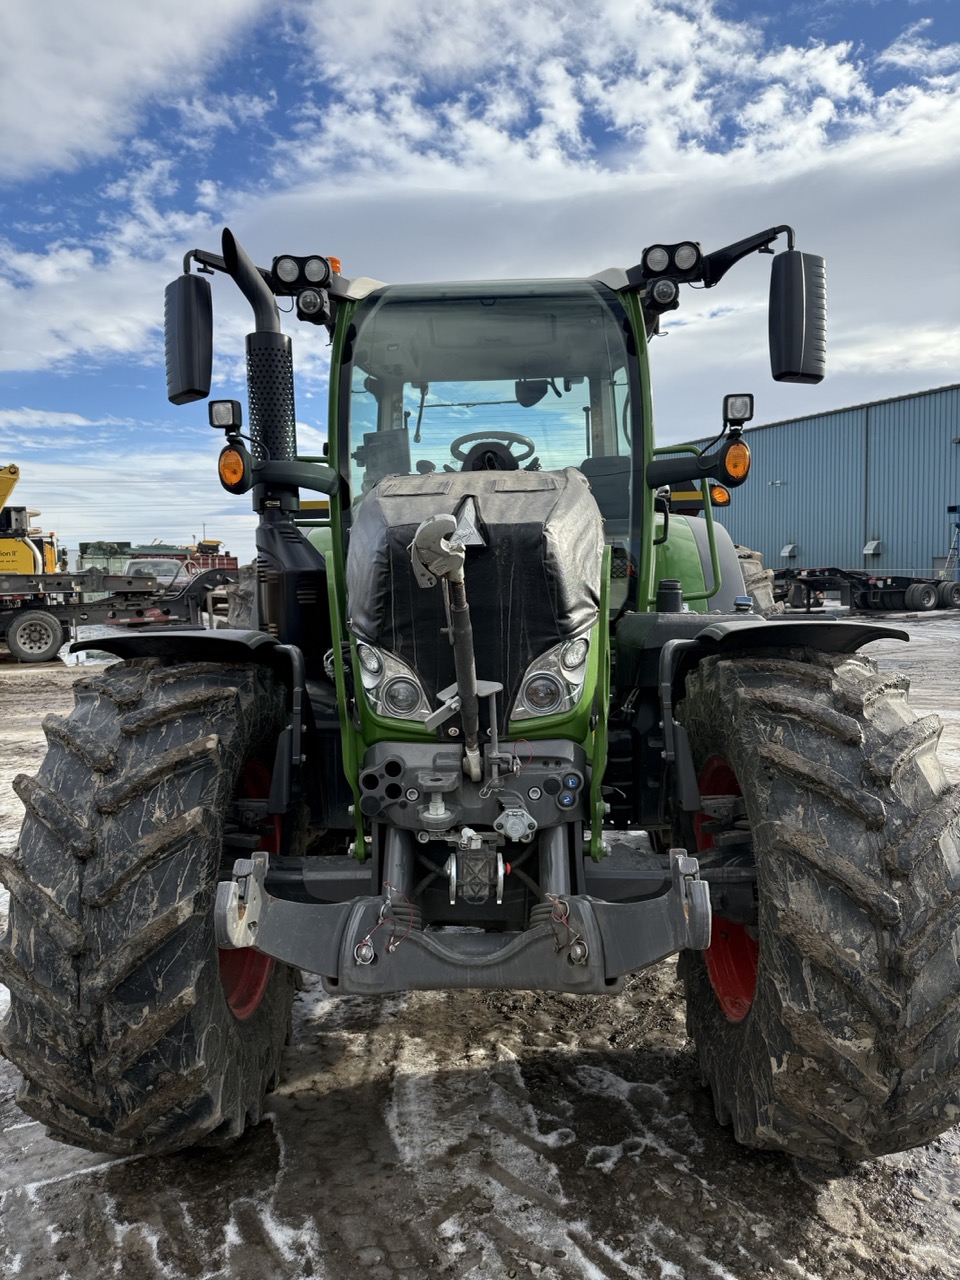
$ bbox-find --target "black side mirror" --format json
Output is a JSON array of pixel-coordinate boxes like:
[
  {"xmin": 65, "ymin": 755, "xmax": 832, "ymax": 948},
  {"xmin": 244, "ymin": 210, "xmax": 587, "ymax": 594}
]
[
  {"xmin": 164, "ymin": 273, "xmax": 212, "ymax": 404},
  {"xmin": 769, "ymin": 250, "xmax": 826, "ymax": 384}
]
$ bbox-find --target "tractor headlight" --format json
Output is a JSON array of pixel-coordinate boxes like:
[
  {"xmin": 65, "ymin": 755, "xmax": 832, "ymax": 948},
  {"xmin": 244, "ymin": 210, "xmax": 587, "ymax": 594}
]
[
  {"xmin": 723, "ymin": 393, "xmax": 754, "ymax": 426},
  {"xmin": 510, "ymin": 633, "xmax": 591, "ymax": 722},
  {"xmin": 209, "ymin": 400, "xmax": 242, "ymax": 430},
  {"xmin": 355, "ymin": 643, "xmax": 431, "ymax": 721},
  {"xmin": 560, "ymin": 636, "xmax": 589, "ymax": 669},
  {"xmin": 298, "ymin": 289, "xmax": 324, "ymax": 315},
  {"xmin": 357, "ymin": 643, "xmax": 383, "ymax": 675},
  {"xmin": 382, "ymin": 677, "xmax": 423, "ymax": 717},
  {"xmin": 521, "ymin": 674, "xmax": 564, "ymax": 715},
  {"xmin": 673, "ymin": 242, "xmax": 700, "ymax": 272},
  {"xmin": 651, "ymin": 278, "xmax": 679, "ymax": 306}
]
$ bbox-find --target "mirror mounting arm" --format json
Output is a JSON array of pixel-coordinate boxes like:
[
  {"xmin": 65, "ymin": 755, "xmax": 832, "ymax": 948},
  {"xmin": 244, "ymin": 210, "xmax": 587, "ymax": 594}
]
[
  {"xmin": 700, "ymin": 225, "xmax": 795, "ymax": 287},
  {"xmin": 182, "ymin": 247, "xmax": 277, "ymax": 291},
  {"xmin": 183, "ymin": 248, "xmax": 227, "ymax": 276}
]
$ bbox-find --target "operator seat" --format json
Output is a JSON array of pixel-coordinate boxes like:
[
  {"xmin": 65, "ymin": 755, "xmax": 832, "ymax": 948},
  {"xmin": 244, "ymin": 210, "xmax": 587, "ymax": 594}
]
[{"xmin": 578, "ymin": 455, "xmax": 630, "ymax": 539}]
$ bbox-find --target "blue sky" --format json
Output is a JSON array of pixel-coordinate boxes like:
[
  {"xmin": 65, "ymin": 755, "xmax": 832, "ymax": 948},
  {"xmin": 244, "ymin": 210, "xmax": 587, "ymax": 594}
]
[{"xmin": 1, "ymin": 0, "xmax": 958, "ymax": 564}]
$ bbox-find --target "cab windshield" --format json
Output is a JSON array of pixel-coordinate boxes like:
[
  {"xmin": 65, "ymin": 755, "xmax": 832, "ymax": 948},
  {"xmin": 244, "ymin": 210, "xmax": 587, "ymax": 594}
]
[{"xmin": 340, "ymin": 280, "xmax": 636, "ymax": 527}]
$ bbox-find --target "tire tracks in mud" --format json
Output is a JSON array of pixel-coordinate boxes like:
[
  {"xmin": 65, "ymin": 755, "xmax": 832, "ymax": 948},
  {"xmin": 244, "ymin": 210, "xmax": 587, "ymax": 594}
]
[{"xmin": 2, "ymin": 948, "xmax": 960, "ymax": 1278}]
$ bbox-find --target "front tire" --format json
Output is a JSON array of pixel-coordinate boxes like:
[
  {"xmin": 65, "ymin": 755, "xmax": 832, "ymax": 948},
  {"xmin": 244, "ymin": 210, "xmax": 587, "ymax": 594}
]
[
  {"xmin": 0, "ymin": 658, "xmax": 298, "ymax": 1155},
  {"xmin": 677, "ymin": 649, "xmax": 960, "ymax": 1162}
]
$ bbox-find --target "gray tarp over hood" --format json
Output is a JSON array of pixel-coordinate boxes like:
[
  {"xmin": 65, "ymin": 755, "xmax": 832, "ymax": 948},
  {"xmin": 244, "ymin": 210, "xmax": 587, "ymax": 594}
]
[{"xmin": 346, "ymin": 467, "xmax": 604, "ymax": 722}]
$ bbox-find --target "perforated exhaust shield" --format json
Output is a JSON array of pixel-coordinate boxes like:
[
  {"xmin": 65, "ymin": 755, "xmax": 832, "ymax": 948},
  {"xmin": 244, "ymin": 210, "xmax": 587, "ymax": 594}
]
[{"xmin": 246, "ymin": 331, "xmax": 297, "ymax": 461}]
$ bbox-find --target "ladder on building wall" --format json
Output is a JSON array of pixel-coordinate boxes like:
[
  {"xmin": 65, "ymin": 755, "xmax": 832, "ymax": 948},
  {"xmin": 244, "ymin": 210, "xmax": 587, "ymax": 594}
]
[{"xmin": 945, "ymin": 516, "xmax": 960, "ymax": 581}]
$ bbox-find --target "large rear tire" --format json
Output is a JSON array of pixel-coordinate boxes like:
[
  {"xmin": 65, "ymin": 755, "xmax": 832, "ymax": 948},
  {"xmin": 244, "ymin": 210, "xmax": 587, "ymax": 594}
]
[
  {"xmin": 0, "ymin": 658, "xmax": 298, "ymax": 1155},
  {"xmin": 677, "ymin": 648, "xmax": 960, "ymax": 1162}
]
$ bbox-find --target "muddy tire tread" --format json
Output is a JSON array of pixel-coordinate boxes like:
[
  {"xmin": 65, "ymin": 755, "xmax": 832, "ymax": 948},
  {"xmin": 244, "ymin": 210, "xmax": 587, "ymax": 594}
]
[
  {"xmin": 677, "ymin": 648, "xmax": 960, "ymax": 1161},
  {"xmin": 0, "ymin": 658, "xmax": 297, "ymax": 1156}
]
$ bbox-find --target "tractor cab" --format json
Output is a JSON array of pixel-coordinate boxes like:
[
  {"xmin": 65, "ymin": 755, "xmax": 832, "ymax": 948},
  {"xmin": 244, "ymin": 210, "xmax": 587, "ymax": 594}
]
[{"xmin": 339, "ymin": 278, "xmax": 637, "ymax": 609}]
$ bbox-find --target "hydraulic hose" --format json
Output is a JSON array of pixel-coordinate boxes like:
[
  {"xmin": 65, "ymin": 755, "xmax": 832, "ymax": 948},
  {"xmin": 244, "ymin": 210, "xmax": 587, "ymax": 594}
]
[{"xmin": 447, "ymin": 576, "xmax": 481, "ymax": 779}]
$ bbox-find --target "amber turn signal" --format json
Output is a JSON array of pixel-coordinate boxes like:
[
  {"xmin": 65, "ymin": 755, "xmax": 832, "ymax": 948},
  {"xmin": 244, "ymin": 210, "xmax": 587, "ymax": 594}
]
[
  {"xmin": 718, "ymin": 436, "xmax": 751, "ymax": 486},
  {"xmin": 218, "ymin": 444, "xmax": 251, "ymax": 493}
]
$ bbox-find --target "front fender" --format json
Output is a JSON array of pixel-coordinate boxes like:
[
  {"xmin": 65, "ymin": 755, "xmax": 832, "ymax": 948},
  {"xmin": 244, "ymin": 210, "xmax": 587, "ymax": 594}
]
[
  {"xmin": 71, "ymin": 628, "xmax": 293, "ymax": 673},
  {"xmin": 614, "ymin": 610, "xmax": 907, "ymax": 694},
  {"xmin": 693, "ymin": 616, "xmax": 908, "ymax": 654},
  {"xmin": 658, "ymin": 616, "xmax": 907, "ymax": 812}
]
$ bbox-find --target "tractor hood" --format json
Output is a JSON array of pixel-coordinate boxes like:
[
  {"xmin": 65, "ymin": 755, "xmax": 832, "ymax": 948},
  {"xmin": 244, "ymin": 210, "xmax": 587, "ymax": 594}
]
[{"xmin": 346, "ymin": 467, "xmax": 604, "ymax": 722}]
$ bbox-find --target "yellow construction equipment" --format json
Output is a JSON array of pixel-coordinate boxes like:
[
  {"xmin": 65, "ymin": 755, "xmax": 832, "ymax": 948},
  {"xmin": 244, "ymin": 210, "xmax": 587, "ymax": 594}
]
[
  {"xmin": 0, "ymin": 463, "xmax": 20, "ymax": 506},
  {"xmin": 0, "ymin": 463, "xmax": 60, "ymax": 574}
]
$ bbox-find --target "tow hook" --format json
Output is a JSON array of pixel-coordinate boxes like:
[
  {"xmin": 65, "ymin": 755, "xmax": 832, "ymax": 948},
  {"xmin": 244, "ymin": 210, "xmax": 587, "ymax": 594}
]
[
  {"xmin": 673, "ymin": 850, "xmax": 711, "ymax": 950},
  {"xmin": 215, "ymin": 851, "xmax": 267, "ymax": 949},
  {"xmin": 445, "ymin": 827, "xmax": 505, "ymax": 905}
]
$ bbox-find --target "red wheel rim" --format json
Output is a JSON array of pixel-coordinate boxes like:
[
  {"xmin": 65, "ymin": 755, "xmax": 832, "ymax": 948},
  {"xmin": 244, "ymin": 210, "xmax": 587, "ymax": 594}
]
[
  {"xmin": 696, "ymin": 755, "xmax": 758, "ymax": 1023},
  {"xmin": 218, "ymin": 759, "xmax": 278, "ymax": 1021}
]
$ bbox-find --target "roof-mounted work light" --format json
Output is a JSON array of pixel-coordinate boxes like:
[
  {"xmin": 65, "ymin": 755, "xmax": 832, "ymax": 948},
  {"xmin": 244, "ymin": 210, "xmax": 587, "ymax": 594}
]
[
  {"xmin": 270, "ymin": 255, "xmax": 333, "ymax": 293},
  {"xmin": 647, "ymin": 277, "xmax": 680, "ymax": 314},
  {"xmin": 296, "ymin": 288, "xmax": 333, "ymax": 326},
  {"xmin": 642, "ymin": 242, "xmax": 703, "ymax": 280}
]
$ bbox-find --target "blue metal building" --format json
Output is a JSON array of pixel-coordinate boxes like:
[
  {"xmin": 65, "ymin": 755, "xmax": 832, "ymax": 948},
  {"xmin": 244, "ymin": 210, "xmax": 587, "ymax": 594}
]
[{"xmin": 695, "ymin": 384, "xmax": 960, "ymax": 579}]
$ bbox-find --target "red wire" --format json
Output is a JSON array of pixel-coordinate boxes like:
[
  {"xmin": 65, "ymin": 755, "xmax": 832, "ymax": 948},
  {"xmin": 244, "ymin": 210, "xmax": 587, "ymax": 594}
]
[{"xmin": 383, "ymin": 880, "xmax": 414, "ymax": 952}]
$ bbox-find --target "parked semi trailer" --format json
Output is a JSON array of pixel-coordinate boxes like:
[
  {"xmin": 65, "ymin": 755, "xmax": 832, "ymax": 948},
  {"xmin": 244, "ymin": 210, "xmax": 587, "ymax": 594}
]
[
  {"xmin": 774, "ymin": 566, "xmax": 960, "ymax": 612},
  {"xmin": 0, "ymin": 565, "xmax": 237, "ymax": 662}
]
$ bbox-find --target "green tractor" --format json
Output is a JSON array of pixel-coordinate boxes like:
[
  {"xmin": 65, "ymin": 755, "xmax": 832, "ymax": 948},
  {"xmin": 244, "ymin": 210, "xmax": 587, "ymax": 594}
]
[{"xmin": 4, "ymin": 225, "xmax": 959, "ymax": 1164}]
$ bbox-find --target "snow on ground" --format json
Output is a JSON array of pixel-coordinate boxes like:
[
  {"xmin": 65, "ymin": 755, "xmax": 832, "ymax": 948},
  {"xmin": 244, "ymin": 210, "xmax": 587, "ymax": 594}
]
[{"xmin": 0, "ymin": 613, "xmax": 959, "ymax": 1278}]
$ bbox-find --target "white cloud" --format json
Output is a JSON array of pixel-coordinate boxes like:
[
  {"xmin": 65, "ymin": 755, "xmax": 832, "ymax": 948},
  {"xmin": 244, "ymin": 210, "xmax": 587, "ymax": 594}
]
[
  {"xmin": 1, "ymin": 0, "xmax": 959, "ymax": 458},
  {"xmin": 878, "ymin": 19, "xmax": 960, "ymax": 75},
  {"xmin": 171, "ymin": 91, "xmax": 276, "ymax": 140},
  {"xmin": 0, "ymin": 0, "xmax": 268, "ymax": 179},
  {"xmin": 0, "ymin": 408, "xmax": 134, "ymax": 429},
  {"xmin": 830, "ymin": 322, "xmax": 960, "ymax": 375}
]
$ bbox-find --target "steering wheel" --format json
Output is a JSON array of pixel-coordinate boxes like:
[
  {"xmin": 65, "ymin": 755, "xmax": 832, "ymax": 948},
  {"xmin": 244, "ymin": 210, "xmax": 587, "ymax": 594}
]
[{"xmin": 449, "ymin": 430, "xmax": 536, "ymax": 463}]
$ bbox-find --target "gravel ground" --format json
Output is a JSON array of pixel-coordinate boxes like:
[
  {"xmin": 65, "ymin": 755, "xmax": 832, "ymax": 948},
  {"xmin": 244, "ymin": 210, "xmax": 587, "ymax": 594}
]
[{"xmin": 0, "ymin": 614, "xmax": 959, "ymax": 1280}]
